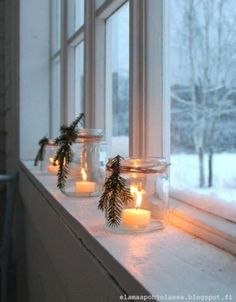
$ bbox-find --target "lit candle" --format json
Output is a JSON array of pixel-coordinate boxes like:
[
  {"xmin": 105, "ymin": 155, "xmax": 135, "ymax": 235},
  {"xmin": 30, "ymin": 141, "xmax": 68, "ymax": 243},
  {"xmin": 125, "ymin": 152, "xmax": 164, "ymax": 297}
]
[
  {"xmin": 122, "ymin": 187, "xmax": 151, "ymax": 228},
  {"xmin": 47, "ymin": 158, "xmax": 59, "ymax": 175},
  {"xmin": 75, "ymin": 168, "xmax": 96, "ymax": 193}
]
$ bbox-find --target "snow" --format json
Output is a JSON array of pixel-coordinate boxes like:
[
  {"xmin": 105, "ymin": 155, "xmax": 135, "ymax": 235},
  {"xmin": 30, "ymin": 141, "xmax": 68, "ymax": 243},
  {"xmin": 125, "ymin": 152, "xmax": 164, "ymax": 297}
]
[
  {"xmin": 171, "ymin": 153, "xmax": 236, "ymax": 222},
  {"xmin": 170, "ymin": 153, "xmax": 236, "ymax": 202}
]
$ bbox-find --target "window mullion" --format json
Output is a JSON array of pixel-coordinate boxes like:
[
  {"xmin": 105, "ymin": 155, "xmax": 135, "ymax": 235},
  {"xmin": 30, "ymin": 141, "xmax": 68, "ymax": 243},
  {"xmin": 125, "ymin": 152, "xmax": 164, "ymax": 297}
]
[
  {"xmin": 145, "ymin": 0, "xmax": 169, "ymax": 158},
  {"xmin": 84, "ymin": 0, "xmax": 95, "ymax": 128},
  {"xmin": 129, "ymin": 0, "xmax": 147, "ymax": 157},
  {"xmin": 49, "ymin": 0, "xmax": 53, "ymax": 136},
  {"xmin": 60, "ymin": 0, "xmax": 68, "ymax": 125},
  {"xmin": 94, "ymin": 16, "xmax": 105, "ymax": 131}
]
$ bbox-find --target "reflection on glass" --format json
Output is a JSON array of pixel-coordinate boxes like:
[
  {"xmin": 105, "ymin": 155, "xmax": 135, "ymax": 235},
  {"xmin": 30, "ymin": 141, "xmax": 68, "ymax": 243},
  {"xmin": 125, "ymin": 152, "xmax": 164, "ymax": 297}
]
[
  {"xmin": 170, "ymin": 0, "xmax": 236, "ymax": 204},
  {"xmin": 106, "ymin": 2, "xmax": 129, "ymax": 157},
  {"xmin": 75, "ymin": 41, "xmax": 84, "ymax": 116},
  {"xmin": 68, "ymin": 0, "xmax": 84, "ymax": 37},
  {"xmin": 52, "ymin": 0, "xmax": 61, "ymax": 54},
  {"xmin": 51, "ymin": 57, "xmax": 61, "ymax": 138}
]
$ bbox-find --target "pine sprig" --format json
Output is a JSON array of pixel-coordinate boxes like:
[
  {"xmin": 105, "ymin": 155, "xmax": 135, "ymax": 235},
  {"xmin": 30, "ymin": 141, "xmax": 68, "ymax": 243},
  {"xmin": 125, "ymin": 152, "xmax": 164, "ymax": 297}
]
[
  {"xmin": 34, "ymin": 136, "xmax": 49, "ymax": 166},
  {"xmin": 98, "ymin": 155, "xmax": 133, "ymax": 227},
  {"xmin": 54, "ymin": 113, "xmax": 85, "ymax": 190}
]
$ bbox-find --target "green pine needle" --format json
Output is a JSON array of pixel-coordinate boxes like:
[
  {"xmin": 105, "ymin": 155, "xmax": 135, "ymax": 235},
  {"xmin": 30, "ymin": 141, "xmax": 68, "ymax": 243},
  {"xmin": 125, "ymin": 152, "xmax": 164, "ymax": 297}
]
[
  {"xmin": 34, "ymin": 136, "xmax": 49, "ymax": 166},
  {"xmin": 98, "ymin": 155, "xmax": 133, "ymax": 227},
  {"xmin": 54, "ymin": 113, "xmax": 85, "ymax": 190}
]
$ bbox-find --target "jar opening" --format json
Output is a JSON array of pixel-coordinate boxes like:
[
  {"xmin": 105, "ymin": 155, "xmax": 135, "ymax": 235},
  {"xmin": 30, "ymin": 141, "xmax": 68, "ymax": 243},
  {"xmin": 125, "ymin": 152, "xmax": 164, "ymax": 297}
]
[
  {"xmin": 47, "ymin": 139, "xmax": 56, "ymax": 146},
  {"xmin": 106, "ymin": 157, "xmax": 170, "ymax": 174},
  {"xmin": 75, "ymin": 128, "xmax": 104, "ymax": 143}
]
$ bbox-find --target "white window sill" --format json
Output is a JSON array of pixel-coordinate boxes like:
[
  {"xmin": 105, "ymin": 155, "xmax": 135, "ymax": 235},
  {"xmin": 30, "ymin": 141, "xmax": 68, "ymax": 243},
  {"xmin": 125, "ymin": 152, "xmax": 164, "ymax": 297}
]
[
  {"xmin": 169, "ymin": 198, "xmax": 236, "ymax": 255},
  {"xmin": 19, "ymin": 160, "xmax": 236, "ymax": 299},
  {"xmin": 170, "ymin": 188, "xmax": 236, "ymax": 224}
]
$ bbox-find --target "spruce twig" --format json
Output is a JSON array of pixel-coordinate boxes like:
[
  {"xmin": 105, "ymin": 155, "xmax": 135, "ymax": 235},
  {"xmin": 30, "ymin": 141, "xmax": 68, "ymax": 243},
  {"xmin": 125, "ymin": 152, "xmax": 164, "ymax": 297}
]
[
  {"xmin": 34, "ymin": 136, "xmax": 49, "ymax": 166},
  {"xmin": 98, "ymin": 155, "xmax": 133, "ymax": 227},
  {"xmin": 54, "ymin": 113, "xmax": 85, "ymax": 190}
]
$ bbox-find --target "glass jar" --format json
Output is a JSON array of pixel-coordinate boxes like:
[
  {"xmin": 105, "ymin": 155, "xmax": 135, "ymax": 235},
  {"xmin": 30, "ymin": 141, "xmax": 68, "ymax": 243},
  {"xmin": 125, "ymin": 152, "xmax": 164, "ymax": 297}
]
[
  {"xmin": 40, "ymin": 140, "xmax": 59, "ymax": 175},
  {"xmin": 105, "ymin": 157, "xmax": 170, "ymax": 233},
  {"xmin": 64, "ymin": 129, "xmax": 107, "ymax": 197}
]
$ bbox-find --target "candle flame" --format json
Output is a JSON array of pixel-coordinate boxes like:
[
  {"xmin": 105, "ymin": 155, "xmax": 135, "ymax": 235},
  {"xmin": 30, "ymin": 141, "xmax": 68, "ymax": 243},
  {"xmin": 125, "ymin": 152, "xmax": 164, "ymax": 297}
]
[
  {"xmin": 49, "ymin": 157, "xmax": 58, "ymax": 165},
  {"xmin": 136, "ymin": 192, "xmax": 142, "ymax": 208},
  {"xmin": 81, "ymin": 168, "xmax": 87, "ymax": 181},
  {"xmin": 130, "ymin": 185, "xmax": 142, "ymax": 208},
  {"xmin": 130, "ymin": 185, "xmax": 139, "ymax": 196}
]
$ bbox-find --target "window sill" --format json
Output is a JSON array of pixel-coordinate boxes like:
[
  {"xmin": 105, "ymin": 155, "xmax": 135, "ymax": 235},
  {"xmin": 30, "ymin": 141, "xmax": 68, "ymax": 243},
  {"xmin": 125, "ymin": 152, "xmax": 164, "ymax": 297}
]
[
  {"xmin": 19, "ymin": 161, "xmax": 236, "ymax": 299},
  {"xmin": 169, "ymin": 198, "xmax": 236, "ymax": 255}
]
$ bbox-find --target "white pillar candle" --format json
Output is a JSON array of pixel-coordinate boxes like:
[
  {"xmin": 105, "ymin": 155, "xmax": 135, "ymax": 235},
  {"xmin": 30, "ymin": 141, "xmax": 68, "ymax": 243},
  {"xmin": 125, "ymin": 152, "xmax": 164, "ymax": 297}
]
[
  {"xmin": 47, "ymin": 158, "xmax": 59, "ymax": 175},
  {"xmin": 122, "ymin": 188, "xmax": 151, "ymax": 228},
  {"xmin": 75, "ymin": 181, "xmax": 96, "ymax": 193},
  {"xmin": 47, "ymin": 164, "xmax": 58, "ymax": 175},
  {"xmin": 75, "ymin": 168, "xmax": 96, "ymax": 193},
  {"xmin": 122, "ymin": 208, "xmax": 151, "ymax": 227}
]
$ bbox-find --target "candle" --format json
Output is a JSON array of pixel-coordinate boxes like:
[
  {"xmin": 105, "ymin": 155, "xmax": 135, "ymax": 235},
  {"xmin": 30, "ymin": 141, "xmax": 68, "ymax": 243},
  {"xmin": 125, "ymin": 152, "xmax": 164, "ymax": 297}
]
[
  {"xmin": 75, "ymin": 168, "xmax": 96, "ymax": 193},
  {"xmin": 47, "ymin": 158, "xmax": 59, "ymax": 175},
  {"xmin": 47, "ymin": 164, "xmax": 58, "ymax": 175},
  {"xmin": 122, "ymin": 189, "xmax": 151, "ymax": 228}
]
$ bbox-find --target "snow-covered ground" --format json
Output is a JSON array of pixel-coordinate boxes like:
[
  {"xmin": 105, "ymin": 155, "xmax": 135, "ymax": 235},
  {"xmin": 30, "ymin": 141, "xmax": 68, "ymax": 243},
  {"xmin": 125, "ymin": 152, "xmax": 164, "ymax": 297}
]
[{"xmin": 171, "ymin": 153, "xmax": 236, "ymax": 203}]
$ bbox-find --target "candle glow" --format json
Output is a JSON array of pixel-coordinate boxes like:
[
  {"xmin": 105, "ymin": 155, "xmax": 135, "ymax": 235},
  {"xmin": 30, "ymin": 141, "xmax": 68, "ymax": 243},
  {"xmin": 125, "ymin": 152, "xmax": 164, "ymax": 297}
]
[
  {"xmin": 47, "ymin": 157, "xmax": 59, "ymax": 175},
  {"xmin": 75, "ymin": 168, "xmax": 96, "ymax": 194},
  {"xmin": 122, "ymin": 185, "xmax": 151, "ymax": 228}
]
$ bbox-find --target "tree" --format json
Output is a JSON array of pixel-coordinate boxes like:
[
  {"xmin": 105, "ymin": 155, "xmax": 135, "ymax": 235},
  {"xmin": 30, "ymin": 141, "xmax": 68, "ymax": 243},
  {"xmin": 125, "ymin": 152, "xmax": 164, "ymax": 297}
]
[{"xmin": 171, "ymin": 0, "xmax": 236, "ymax": 187}]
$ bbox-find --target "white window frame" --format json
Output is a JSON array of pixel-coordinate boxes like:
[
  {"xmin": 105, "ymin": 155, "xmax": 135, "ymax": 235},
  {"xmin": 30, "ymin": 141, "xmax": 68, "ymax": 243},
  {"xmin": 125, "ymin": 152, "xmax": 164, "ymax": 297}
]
[
  {"xmin": 50, "ymin": 0, "xmax": 85, "ymax": 131},
  {"xmin": 94, "ymin": 0, "xmax": 128, "ymax": 149},
  {"xmin": 50, "ymin": 0, "xmax": 62, "ymax": 137},
  {"xmin": 93, "ymin": 0, "xmax": 169, "ymax": 158},
  {"xmin": 48, "ymin": 0, "xmax": 236, "ymax": 253}
]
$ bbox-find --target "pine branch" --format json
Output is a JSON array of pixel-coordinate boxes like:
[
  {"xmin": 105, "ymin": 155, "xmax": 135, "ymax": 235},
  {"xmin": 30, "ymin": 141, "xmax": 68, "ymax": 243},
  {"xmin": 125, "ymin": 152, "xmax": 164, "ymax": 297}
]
[
  {"xmin": 54, "ymin": 113, "xmax": 85, "ymax": 190},
  {"xmin": 55, "ymin": 143, "xmax": 73, "ymax": 190},
  {"xmin": 34, "ymin": 136, "xmax": 49, "ymax": 166},
  {"xmin": 69, "ymin": 113, "xmax": 85, "ymax": 131},
  {"xmin": 98, "ymin": 155, "xmax": 133, "ymax": 227}
]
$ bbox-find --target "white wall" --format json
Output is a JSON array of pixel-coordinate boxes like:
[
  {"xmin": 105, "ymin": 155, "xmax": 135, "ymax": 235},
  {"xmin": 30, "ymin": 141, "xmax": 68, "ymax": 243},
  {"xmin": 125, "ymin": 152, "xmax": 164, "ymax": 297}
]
[{"xmin": 20, "ymin": 0, "xmax": 50, "ymax": 160}]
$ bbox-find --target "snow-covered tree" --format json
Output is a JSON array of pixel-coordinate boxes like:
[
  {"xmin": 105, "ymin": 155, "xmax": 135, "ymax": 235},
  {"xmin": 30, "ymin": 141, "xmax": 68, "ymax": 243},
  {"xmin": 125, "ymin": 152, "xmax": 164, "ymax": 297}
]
[{"xmin": 171, "ymin": 0, "xmax": 236, "ymax": 187}]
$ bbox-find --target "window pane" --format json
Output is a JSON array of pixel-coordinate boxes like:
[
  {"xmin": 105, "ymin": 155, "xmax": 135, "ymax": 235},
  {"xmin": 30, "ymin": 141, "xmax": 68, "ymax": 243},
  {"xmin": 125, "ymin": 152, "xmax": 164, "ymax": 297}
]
[
  {"xmin": 75, "ymin": 41, "xmax": 84, "ymax": 116},
  {"xmin": 105, "ymin": 2, "xmax": 129, "ymax": 157},
  {"xmin": 96, "ymin": 0, "xmax": 105, "ymax": 9},
  {"xmin": 51, "ymin": 0, "xmax": 61, "ymax": 54},
  {"xmin": 51, "ymin": 57, "xmax": 61, "ymax": 137},
  {"xmin": 170, "ymin": 0, "xmax": 236, "ymax": 207},
  {"xmin": 68, "ymin": 0, "xmax": 84, "ymax": 37}
]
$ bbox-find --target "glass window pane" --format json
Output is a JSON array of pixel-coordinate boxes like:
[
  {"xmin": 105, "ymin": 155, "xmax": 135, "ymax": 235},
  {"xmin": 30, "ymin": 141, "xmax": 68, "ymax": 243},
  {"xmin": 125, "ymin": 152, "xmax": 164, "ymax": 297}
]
[
  {"xmin": 96, "ymin": 0, "xmax": 105, "ymax": 9},
  {"xmin": 68, "ymin": 0, "xmax": 84, "ymax": 37},
  {"xmin": 170, "ymin": 0, "xmax": 236, "ymax": 205},
  {"xmin": 51, "ymin": 57, "xmax": 61, "ymax": 137},
  {"xmin": 105, "ymin": 2, "xmax": 129, "ymax": 157},
  {"xmin": 75, "ymin": 41, "xmax": 84, "ymax": 116},
  {"xmin": 51, "ymin": 0, "xmax": 61, "ymax": 54}
]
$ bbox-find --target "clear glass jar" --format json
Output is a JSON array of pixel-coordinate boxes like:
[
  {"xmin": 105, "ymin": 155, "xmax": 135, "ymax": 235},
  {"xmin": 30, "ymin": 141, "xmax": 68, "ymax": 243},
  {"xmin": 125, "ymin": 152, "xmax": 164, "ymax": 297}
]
[
  {"xmin": 105, "ymin": 157, "xmax": 170, "ymax": 233},
  {"xmin": 40, "ymin": 140, "xmax": 59, "ymax": 175},
  {"xmin": 64, "ymin": 129, "xmax": 107, "ymax": 197}
]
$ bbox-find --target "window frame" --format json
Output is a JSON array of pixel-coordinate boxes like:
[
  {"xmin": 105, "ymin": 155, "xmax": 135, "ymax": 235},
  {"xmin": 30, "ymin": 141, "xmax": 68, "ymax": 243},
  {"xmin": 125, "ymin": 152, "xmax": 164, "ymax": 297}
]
[
  {"xmin": 50, "ymin": 0, "xmax": 86, "ymax": 131},
  {"xmin": 48, "ymin": 0, "xmax": 236, "ymax": 250},
  {"xmin": 94, "ymin": 0, "xmax": 128, "ymax": 150}
]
